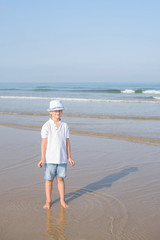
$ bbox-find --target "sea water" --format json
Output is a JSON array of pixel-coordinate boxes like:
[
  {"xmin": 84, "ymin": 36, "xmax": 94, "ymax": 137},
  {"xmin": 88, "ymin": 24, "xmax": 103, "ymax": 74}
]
[
  {"xmin": 0, "ymin": 82, "xmax": 160, "ymax": 116},
  {"xmin": 0, "ymin": 82, "xmax": 160, "ymax": 143}
]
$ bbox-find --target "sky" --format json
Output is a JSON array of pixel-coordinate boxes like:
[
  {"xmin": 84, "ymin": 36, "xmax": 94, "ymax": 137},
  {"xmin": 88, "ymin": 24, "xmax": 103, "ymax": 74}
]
[{"xmin": 0, "ymin": 0, "xmax": 160, "ymax": 83}]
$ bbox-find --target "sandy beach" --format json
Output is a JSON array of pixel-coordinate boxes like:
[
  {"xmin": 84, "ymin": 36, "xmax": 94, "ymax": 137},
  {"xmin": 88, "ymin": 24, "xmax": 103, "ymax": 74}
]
[{"xmin": 0, "ymin": 121, "xmax": 160, "ymax": 240}]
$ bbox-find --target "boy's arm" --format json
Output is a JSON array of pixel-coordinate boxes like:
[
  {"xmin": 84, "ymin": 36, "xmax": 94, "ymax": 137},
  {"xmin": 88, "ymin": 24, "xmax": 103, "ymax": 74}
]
[
  {"xmin": 38, "ymin": 138, "xmax": 47, "ymax": 168},
  {"xmin": 66, "ymin": 138, "xmax": 75, "ymax": 167}
]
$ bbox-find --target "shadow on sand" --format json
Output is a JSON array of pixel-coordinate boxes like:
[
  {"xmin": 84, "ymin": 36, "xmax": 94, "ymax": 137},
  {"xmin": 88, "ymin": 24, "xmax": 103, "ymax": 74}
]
[{"xmin": 52, "ymin": 167, "xmax": 138, "ymax": 206}]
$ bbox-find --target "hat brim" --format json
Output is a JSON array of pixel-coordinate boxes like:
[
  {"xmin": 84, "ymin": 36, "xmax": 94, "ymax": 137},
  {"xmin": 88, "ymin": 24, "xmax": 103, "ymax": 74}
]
[{"xmin": 47, "ymin": 107, "xmax": 64, "ymax": 112}]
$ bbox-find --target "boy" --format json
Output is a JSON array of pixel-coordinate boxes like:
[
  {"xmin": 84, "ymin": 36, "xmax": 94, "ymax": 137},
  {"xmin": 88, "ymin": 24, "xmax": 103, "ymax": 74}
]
[{"xmin": 38, "ymin": 100, "xmax": 75, "ymax": 209}]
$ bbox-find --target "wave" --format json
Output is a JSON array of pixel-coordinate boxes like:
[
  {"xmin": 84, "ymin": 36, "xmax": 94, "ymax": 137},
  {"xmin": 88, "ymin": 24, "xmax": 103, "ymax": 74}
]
[
  {"xmin": 0, "ymin": 88, "xmax": 123, "ymax": 93},
  {"xmin": 121, "ymin": 89, "xmax": 144, "ymax": 93},
  {"xmin": 143, "ymin": 90, "xmax": 160, "ymax": 94},
  {"xmin": 0, "ymin": 95, "xmax": 160, "ymax": 104},
  {"xmin": 33, "ymin": 88, "xmax": 58, "ymax": 92},
  {"xmin": 121, "ymin": 89, "xmax": 135, "ymax": 94},
  {"xmin": 1, "ymin": 87, "xmax": 160, "ymax": 94},
  {"xmin": 73, "ymin": 89, "xmax": 122, "ymax": 93},
  {"xmin": 121, "ymin": 89, "xmax": 160, "ymax": 94},
  {"xmin": 0, "ymin": 88, "xmax": 21, "ymax": 91},
  {"xmin": 153, "ymin": 97, "xmax": 160, "ymax": 100}
]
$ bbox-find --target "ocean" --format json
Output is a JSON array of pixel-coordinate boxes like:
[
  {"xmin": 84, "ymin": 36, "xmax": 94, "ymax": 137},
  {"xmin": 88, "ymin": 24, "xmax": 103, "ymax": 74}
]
[
  {"xmin": 0, "ymin": 81, "xmax": 160, "ymax": 145},
  {"xmin": 0, "ymin": 82, "xmax": 160, "ymax": 115}
]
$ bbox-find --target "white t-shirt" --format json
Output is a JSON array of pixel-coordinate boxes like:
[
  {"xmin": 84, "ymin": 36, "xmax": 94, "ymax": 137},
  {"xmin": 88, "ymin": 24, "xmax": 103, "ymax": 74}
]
[{"xmin": 41, "ymin": 119, "xmax": 69, "ymax": 164}]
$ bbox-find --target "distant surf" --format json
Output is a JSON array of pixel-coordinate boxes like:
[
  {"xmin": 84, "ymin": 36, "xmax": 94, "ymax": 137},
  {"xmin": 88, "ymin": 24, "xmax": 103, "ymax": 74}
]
[
  {"xmin": 1, "ymin": 86, "xmax": 160, "ymax": 94},
  {"xmin": 0, "ymin": 96, "xmax": 160, "ymax": 104}
]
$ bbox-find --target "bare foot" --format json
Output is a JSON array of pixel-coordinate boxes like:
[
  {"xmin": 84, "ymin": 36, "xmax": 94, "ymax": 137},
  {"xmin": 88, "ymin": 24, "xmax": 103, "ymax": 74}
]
[
  {"xmin": 61, "ymin": 200, "xmax": 69, "ymax": 208},
  {"xmin": 43, "ymin": 202, "xmax": 51, "ymax": 209}
]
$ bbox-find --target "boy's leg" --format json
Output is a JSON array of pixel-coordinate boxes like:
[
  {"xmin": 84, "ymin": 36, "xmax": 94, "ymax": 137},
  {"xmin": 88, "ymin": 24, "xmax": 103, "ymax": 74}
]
[
  {"xmin": 43, "ymin": 179, "xmax": 54, "ymax": 209},
  {"xmin": 56, "ymin": 177, "xmax": 69, "ymax": 208}
]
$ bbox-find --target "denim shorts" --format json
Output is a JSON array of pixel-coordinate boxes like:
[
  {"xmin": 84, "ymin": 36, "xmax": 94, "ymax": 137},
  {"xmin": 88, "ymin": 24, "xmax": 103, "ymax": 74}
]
[{"xmin": 44, "ymin": 163, "xmax": 67, "ymax": 180}]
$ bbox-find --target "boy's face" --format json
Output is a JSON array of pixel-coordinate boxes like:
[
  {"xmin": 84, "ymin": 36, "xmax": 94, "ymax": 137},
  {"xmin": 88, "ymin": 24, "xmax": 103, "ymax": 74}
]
[{"xmin": 50, "ymin": 110, "xmax": 63, "ymax": 120}]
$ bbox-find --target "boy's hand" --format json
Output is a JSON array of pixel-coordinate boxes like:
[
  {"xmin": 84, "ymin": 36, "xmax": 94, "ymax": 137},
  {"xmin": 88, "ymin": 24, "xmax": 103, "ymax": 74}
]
[
  {"xmin": 37, "ymin": 160, "xmax": 43, "ymax": 168},
  {"xmin": 68, "ymin": 157, "xmax": 75, "ymax": 167}
]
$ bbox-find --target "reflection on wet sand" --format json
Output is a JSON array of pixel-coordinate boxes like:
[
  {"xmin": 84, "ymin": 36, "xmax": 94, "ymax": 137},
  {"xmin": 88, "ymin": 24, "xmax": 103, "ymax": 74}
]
[
  {"xmin": 46, "ymin": 207, "xmax": 69, "ymax": 240},
  {"xmin": 0, "ymin": 121, "xmax": 159, "ymax": 146},
  {"xmin": 46, "ymin": 168, "xmax": 138, "ymax": 240},
  {"xmin": 1, "ymin": 111, "xmax": 160, "ymax": 120}
]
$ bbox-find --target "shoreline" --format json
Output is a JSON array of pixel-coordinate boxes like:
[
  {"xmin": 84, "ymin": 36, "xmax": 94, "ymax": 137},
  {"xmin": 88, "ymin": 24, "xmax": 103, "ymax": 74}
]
[
  {"xmin": 0, "ymin": 122, "xmax": 160, "ymax": 147},
  {"xmin": 1, "ymin": 110, "xmax": 160, "ymax": 120}
]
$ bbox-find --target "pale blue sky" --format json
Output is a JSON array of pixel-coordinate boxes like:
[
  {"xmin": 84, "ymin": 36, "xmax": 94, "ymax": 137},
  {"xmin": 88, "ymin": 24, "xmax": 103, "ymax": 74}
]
[{"xmin": 0, "ymin": 0, "xmax": 160, "ymax": 82}]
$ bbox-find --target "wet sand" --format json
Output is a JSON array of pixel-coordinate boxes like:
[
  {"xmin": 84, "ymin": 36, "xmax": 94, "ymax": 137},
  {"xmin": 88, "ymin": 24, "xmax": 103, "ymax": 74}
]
[{"xmin": 0, "ymin": 125, "xmax": 160, "ymax": 240}]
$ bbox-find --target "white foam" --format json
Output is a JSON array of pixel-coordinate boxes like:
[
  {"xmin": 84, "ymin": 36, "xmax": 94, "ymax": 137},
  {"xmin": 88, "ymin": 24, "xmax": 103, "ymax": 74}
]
[
  {"xmin": 143, "ymin": 90, "xmax": 160, "ymax": 94},
  {"xmin": 0, "ymin": 96, "xmax": 160, "ymax": 104},
  {"xmin": 121, "ymin": 89, "xmax": 135, "ymax": 94},
  {"xmin": 153, "ymin": 97, "xmax": 160, "ymax": 100}
]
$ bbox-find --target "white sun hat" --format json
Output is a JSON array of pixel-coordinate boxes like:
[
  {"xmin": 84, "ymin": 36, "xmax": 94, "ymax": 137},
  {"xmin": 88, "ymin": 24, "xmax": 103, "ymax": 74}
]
[{"xmin": 48, "ymin": 100, "xmax": 64, "ymax": 112}]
